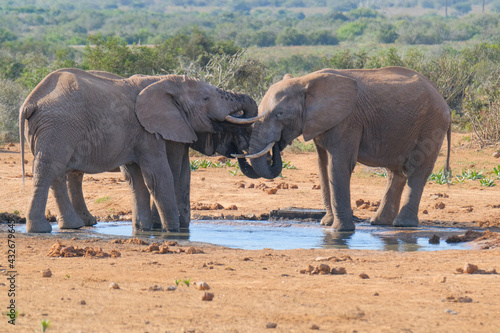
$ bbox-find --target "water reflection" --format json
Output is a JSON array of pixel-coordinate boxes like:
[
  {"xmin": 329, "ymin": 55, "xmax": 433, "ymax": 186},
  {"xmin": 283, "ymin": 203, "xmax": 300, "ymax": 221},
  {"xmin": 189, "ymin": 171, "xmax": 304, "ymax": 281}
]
[{"xmin": 15, "ymin": 220, "xmax": 473, "ymax": 252}]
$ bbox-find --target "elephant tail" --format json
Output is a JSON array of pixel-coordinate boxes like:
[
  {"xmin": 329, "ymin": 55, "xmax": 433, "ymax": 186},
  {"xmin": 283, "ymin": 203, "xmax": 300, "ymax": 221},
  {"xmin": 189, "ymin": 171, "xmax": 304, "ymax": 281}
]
[
  {"xmin": 19, "ymin": 103, "xmax": 33, "ymax": 187},
  {"xmin": 444, "ymin": 125, "xmax": 452, "ymax": 185}
]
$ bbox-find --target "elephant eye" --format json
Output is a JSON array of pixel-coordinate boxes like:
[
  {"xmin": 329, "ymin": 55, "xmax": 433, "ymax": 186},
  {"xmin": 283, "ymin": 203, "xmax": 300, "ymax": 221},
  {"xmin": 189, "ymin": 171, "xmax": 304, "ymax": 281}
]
[
  {"xmin": 203, "ymin": 96, "xmax": 210, "ymax": 102},
  {"xmin": 275, "ymin": 110, "xmax": 284, "ymax": 119}
]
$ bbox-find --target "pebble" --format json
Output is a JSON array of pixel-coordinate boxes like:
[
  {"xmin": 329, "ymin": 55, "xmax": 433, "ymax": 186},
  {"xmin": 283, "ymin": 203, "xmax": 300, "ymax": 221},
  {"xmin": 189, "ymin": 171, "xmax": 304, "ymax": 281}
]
[
  {"xmin": 464, "ymin": 263, "xmax": 478, "ymax": 274},
  {"xmin": 166, "ymin": 286, "xmax": 177, "ymax": 291},
  {"xmin": 309, "ymin": 324, "xmax": 320, "ymax": 330},
  {"xmin": 149, "ymin": 285, "xmax": 164, "ymax": 291},
  {"xmin": 201, "ymin": 292, "xmax": 214, "ymax": 301},
  {"xmin": 109, "ymin": 282, "xmax": 120, "ymax": 290},
  {"xmin": 359, "ymin": 273, "xmax": 370, "ymax": 279},
  {"xmin": 80, "ymin": 300, "xmax": 86, "ymax": 305},
  {"xmin": 493, "ymin": 151, "xmax": 500, "ymax": 158},
  {"xmin": 266, "ymin": 322, "xmax": 277, "ymax": 329},
  {"xmin": 196, "ymin": 281, "xmax": 210, "ymax": 291},
  {"xmin": 41, "ymin": 269, "xmax": 52, "ymax": 278},
  {"xmin": 331, "ymin": 267, "xmax": 347, "ymax": 275}
]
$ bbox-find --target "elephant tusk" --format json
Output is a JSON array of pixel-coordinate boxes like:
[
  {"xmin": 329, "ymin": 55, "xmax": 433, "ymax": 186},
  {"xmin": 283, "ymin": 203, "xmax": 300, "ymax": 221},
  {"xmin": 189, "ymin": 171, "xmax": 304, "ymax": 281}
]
[
  {"xmin": 235, "ymin": 142, "xmax": 275, "ymax": 159},
  {"xmin": 231, "ymin": 153, "xmax": 246, "ymax": 158},
  {"xmin": 224, "ymin": 110, "xmax": 269, "ymax": 124}
]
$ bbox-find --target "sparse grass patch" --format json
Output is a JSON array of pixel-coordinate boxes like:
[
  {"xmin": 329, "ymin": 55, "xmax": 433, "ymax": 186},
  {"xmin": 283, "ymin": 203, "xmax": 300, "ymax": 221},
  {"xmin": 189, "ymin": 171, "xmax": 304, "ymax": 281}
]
[{"xmin": 95, "ymin": 196, "xmax": 111, "ymax": 204}]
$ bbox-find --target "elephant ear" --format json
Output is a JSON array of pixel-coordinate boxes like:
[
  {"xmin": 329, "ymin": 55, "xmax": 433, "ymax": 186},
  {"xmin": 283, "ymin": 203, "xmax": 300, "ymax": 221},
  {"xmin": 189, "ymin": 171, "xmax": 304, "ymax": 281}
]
[
  {"xmin": 135, "ymin": 78, "xmax": 197, "ymax": 143},
  {"xmin": 302, "ymin": 73, "xmax": 358, "ymax": 141}
]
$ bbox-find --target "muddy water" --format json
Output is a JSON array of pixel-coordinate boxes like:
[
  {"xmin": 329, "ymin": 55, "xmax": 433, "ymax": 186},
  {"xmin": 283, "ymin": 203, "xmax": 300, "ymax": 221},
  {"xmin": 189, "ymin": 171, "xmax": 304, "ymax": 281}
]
[{"xmin": 17, "ymin": 220, "xmax": 473, "ymax": 251}]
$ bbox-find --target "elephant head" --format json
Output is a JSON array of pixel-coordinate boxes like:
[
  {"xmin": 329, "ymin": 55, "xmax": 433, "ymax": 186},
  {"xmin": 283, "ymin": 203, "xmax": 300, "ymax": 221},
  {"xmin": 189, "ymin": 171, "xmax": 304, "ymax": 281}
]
[
  {"xmin": 135, "ymin": 75, "xmax": 260, "ymax": 143},
  {"xmin": 239, "ymin": 71, "xmax": 357, "ymax": 179}
]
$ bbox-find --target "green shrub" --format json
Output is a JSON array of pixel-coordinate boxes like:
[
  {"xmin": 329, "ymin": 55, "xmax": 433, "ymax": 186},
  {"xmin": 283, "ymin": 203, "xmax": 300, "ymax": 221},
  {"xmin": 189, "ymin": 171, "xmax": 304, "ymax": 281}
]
[{"xmin": 0, "ymin": 78, "xmax": 27, "ymax": 143}]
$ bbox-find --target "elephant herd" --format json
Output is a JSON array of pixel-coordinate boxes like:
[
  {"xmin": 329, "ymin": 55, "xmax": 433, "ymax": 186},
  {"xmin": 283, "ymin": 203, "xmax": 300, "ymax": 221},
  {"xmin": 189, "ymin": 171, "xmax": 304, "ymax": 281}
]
[{"xmin": 19, "ymin": 67, "xmax": 451, "ymax": 233}]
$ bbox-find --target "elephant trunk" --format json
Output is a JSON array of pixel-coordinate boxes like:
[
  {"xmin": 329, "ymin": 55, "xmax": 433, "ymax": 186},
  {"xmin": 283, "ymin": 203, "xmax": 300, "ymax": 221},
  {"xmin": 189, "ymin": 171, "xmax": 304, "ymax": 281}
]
[{"xmin": 246, "ymin": 143, "xmax": 282, "ymax": 180}]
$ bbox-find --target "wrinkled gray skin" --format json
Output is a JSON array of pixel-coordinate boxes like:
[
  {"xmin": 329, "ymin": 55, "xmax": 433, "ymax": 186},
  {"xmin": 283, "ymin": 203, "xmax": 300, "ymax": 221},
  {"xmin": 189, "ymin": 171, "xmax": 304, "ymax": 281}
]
[
  {"xmin": 241, "ymin": 67, "xmax": 451, "ymax": 231},
  {"xmin": 20, "ymin": 68, "xmax": 257, "ymax": 233},
  {"xmin": 64, "ymin": 71, "xmax": 256, "ymax": 231}
]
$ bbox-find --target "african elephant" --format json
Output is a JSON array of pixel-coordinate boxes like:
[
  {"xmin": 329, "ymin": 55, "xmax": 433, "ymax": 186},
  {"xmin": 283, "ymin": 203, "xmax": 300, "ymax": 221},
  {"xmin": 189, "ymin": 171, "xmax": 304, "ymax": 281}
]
[
  {"xmin": 20, "ymin": 68, "xmax": 260, "ymax": 233},
  {"xmin": 239, "ymin": 67, "xmax": 451, "ymax": 231}
]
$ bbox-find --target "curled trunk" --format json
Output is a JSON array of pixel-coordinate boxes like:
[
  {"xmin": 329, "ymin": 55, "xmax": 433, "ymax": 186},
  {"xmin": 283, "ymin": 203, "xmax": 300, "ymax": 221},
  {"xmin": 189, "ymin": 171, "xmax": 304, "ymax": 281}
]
[{"xmin": 244, "ymin": 144, "xmax": 282, "ymax": 179}]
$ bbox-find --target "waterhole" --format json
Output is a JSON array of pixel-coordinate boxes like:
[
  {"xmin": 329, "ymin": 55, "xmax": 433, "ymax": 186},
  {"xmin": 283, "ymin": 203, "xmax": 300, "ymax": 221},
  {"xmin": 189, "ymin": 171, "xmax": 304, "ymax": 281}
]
[{"xmin": 17, "ymin": 220, "xmax": 474, "ymax": 251}]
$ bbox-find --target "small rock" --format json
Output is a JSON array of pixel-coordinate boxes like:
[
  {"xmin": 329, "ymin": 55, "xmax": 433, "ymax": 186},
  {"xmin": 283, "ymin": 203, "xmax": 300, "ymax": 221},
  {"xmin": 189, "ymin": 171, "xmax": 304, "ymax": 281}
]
[
  {"xmin": 373, "ymin": 292, "xmax": 379, "ymax": 296},
  {"xmin": 109, "ymin": 282, "xmax": 120, "ymax": 289},
  {"xmin": 355, "ymin": 199, "xmax": 365, "ymax": 207},
  {"xmin": 331, "ymin": 267, "xmax": 347, "ymax": 275},
  {"xmin": 149, "ymin": 285, "xmax": 164, "ymax": 291},
  {"xmin": 266, "ymin": 188, "xmax": 278, "ymax": 195},
  {"xmin": 309, "ymin": 324, "xmax": 320, "ymax": 330},
  {"xmin": 266, "ymin": 322, "xmax": 277, "ymax": 329},
  {"xmin": 41, "ymin": 269, "xmax": 52, "ymax": 278},
  {"xmin": 429, "ymin": 234, "xmax": 440, "ymax": 244},
  {"xmin": 290, "ymin": 184, "xmax": 298, "ymax": 189},
  {"xmin": 445, "ymin": 309, "xmax": 457, "ymax": 315},
  {"xmin": 359, "ymin": 273, "xmax": 370, "ymax": 279},
  {"xmin": 311, "ymin": 185, "xmax": 321, "ymax": 190},
  {"xmin": 166, "ymin": 286, "xmax": 177, "ymax": 291},
  {"xmin": 305, "ymin": 265, "xmax": 314, "ymax": 273},
  {"xmin": 195, "ymin": 281, "xmax": 210, "ymax": 291},
  {"xmin": 435, "ymin": 202, "xmax": 446, "ymax": 209},
  {"xmin": 464, "ymin": 263, "xmax": 478, "ymax": 274},
  {"xmin": 434, "ymin": 276, "xmax": 447, "ymax": 283},
  {"xmin": 318, "ymin": 264, "xmax": 331, "ymax": 274},
  {"xmin": 485, "ymin": 268, "xmax": 497, "ymax": 274},
  {"xmin": 422, "ymin": 209, "xmax": 429, "ymax": 214},
  {"xmin": 201, "ymin": 292, "xmax": 214, "ymax": 301},
  {"xmin": 80, "ymin": 300, "xmax": 86, "ymax": 305},
  {"xmin": 493, "ymin": 151, "xmax": 500, "ymax": 158},
  {"xmin": 315, "ymin": 256, "xmax": 334, "ymax": 261},
  {"xmin": 359, "ymin": 203, "xmax": 370, "ymax": 210}
]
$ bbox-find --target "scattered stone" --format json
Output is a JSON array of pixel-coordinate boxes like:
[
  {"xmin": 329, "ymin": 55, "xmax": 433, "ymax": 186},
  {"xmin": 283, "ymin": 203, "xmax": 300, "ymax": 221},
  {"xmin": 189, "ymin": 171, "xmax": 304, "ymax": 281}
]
[
  {"xmin": 225, "ymin": 205, "xmax": 238, "ymax": 210},
  {"xmin": 110, "ymin": 238, "xmax": 149, "ymax": 245},
  {"xmin": 47, "ymin": 242, "xmax": 120, "ymax": 258},
  {"xmin": 445, "ymin": 296, "xmax": 473, "ymax": 303},
  {"xmin": 493, "ymin": 151, "xmax": 500, "ymax": 158},
  {"xmin": 434, "ymin": 202, "xmax": 446, "ymax": 209},
  {"xmin": 446, "ymin": 230, "xmax": 483, "ymax": 243},
  {"xmin": 210, "ymin": 203, "xmax": 224, "ymax": 210},
  {"xmin": 80, "ymin": 300, "xmax": 86, "ymax": 305},
  {"xmin": 195, "ymin": 281, "xmax": 210, "ymax": 291},
  {"xmin": 201, "ymin": 292, "xmax": 214, "ymax": 301},
  {"xmin": 266, "ymin": 188, "xmax": 278, "ymax": 195},
  {"xmin": 309, "ymin": 324, "xmax": 320, "ymax": 330},
  {"xmin": 429, "ymin": 234, "xmax": 440, "ymax": 244},
  {"xmin": 186, "ymin": 247, "xmax": 204, "ymax": 254},
  {"xmin": 109, "ymin": 282, "xmax": 120, "ymax": 290},
  {"xmin": 149, "ymin": 285, "xmax": 163, "ymax": 291},
  {"xmin": 359, "ymin": 203, "xmax": 370, "ymax": 210},
  {"xmin": 315, "ymin": 256, "xmax": 335, "ymax": 262},
  {"xmin": 248, "ymin": 183, "xmax": 255, "ymax": 188},
  {"xmin": 422, "ymin": 209, "xmax": 429, "ymax": 214},
  {"xmin": 41, "ymin": 269, "xmax": 52, "ymax": 278},
  {"xmin": 266, "ymin": 322, "xmax": 277, "ymax": 329},
  {"xmin": 331, "ymin": 267, "xmax": 347, "ymax": 275},
  {"xmin": 464, "ymin": 263, "xmax": 478, "ymax": 274},
  {"xmin": 166, "ymin": 286, "xmax": 177, "ymax": 291},
  {"xmin": 318, "ymin": 264, "xmax": 331, "ymax": 274},
  {"xmin": 355, "ymin": 199, "xmax": 365, "ymax": 207},
  {"xmin": 359, "ymin": 273, "xmax": 370, "ymax": 279},
  {"xmin": 290, "ymin": 184, "xmax": 298, "ymax": 189},
  {"xmin": 311, "ymin": 185, "xmax": 321, "ymax": 190},
  {"xmin": 445, "ymin": 309, "xmax": 457, "ymax": 315},
  {"xmin": 373, "ymin": 292, "xmax": 379, "ymax": 296}
]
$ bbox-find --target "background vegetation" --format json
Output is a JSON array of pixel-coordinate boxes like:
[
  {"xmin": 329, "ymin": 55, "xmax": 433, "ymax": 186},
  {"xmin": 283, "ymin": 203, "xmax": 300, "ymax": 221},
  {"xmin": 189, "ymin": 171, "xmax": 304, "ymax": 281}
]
[{"xmin": 1, "ymin": 0, "xmax": 499, "ymax": 144}]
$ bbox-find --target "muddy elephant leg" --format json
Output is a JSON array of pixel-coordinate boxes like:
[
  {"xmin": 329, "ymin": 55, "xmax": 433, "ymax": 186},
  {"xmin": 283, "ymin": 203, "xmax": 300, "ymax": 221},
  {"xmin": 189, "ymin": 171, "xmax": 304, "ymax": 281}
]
[
  {"xmin": 66, "ymin": 171, "xmax": 97, "ymax": 226},
  {"xmin": 121, "ymin": 163, "xmax": 152, "ymax": 231},
  {"xmin": 326, "ymin": 150, "xmax": 356, "ymax": 231},
  {"xmin": 370, "ymin": 170, "xmax": 407, "ymax": 226},
  {"xmin": 166, "ymin": 142, "xmax": 191, "ymax": 229},
  {"xmin": 51, "ymin": 174, "xmax": 85, "ymax": 229},
  {"xmin": 138, "ymin": 154, "xmax": 180, "ymax": 232},
  {"xmin": 393, "ymin": 166, "xmax": 433, "ymax": 228},
  {"xmin": 317, "ymin": 144, "xmax": 333, "ymax": 226}
]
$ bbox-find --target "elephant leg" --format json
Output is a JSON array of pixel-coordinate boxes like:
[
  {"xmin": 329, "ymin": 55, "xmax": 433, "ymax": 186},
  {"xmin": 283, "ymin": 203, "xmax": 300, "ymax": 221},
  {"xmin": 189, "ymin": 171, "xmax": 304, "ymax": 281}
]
[
  {"xmin": 326, "ymin": 150, "xmax": 356, "ymax": 231},
  {"xmin": 317, "ymin": 144, "xmax": 333, "ymax": 226},
  {"xmin": 67, "ymin": 171, "xmax": 97, "ymax": 226},
  {"xmin": 121, "ymin": 164, "xmax": 152, "ymax": 231},
  {"xmin": 26, "ymin": 153, "xmax": 57, "ymax": 233},
  {"xmin": 166, "ymin": 142, "xmax": 191, "ymax": 229},
  {"xmin": 370, "ymin": 169, "xmax": 407, "ymax": 226},
  {"xmin": 51, "ymin": 174, "xmax": 85, "ymax": 229},
  {"xmin": 393, "ymin": 166, "xmax": 433, "ymax": 227},
  {"xmin": 138, "ymin": 153, "xmax": 180, "ymax": 232}
]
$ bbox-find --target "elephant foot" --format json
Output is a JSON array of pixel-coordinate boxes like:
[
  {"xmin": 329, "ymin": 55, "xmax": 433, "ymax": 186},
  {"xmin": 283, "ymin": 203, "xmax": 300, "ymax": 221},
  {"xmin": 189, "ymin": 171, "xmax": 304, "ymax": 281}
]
[
  {"xmin": 58, "ymin": 215, "xmax": 85, "ymax": 229},
  {"xmin": 134, "ymin": 220, "xmax": 153, "ymax": 231},
  {"xmin": 26, "ymin": 219, "xmax": 52, "ymax": 233},
  {"xmin": 320, "ymin": 213, "xmax": 334, "ymax": 226},
  {"xmin": 80, "ymin": 212, "xmax": 97, "ymax": 226},
  {"xmin": 370, "ymin": 216, "xmax": 394, "ymax": 226},
  {"xmin": 393, "ymin": 215, "xmax": 419, "ymax": 227},
  {"xmin": 331, "ymin": 219, "xmax": 355, "ymax": 231}
]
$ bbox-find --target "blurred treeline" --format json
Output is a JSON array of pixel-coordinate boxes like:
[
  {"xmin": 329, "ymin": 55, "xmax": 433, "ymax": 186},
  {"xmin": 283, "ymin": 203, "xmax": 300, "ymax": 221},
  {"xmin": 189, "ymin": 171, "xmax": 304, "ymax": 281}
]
[{"xmin": 1, "ymin": 0, "xmax": 499, "ymax": 143}]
